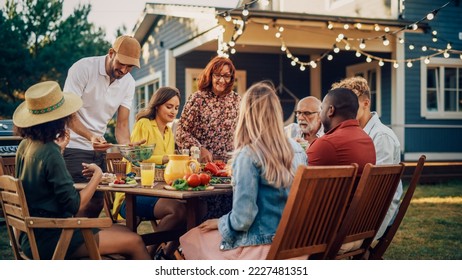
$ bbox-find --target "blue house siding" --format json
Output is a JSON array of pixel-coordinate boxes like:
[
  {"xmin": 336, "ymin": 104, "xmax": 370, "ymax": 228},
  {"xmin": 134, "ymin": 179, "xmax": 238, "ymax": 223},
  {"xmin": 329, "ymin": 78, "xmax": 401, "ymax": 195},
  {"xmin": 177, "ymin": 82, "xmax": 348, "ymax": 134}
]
[
  {"xmin": 402, "ymin": 0, "xmax": 462, "ymax": 156},
  {"xmin": 132, "ymin": 16, "xmax": 216, "ymax": 86},
  {"xmin": 406, "ymin": 128, "xmax": 462, "ymax": 153}
]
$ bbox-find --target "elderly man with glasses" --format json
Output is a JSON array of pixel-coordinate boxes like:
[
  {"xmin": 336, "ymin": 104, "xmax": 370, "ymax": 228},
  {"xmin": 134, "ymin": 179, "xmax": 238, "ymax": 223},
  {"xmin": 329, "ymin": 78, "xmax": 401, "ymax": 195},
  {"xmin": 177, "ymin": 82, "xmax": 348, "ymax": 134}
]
[{"xmin": 284, "ymin": 96, "xmax": 323, "ymax": 150}]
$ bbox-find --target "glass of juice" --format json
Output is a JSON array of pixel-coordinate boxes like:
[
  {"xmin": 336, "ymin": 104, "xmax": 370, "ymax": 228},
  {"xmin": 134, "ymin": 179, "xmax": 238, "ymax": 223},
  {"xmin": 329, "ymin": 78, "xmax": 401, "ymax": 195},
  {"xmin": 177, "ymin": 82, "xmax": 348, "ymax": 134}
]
[{"xmin": 140, "ymin": 162, "xmax": 155, "ymax": 187}]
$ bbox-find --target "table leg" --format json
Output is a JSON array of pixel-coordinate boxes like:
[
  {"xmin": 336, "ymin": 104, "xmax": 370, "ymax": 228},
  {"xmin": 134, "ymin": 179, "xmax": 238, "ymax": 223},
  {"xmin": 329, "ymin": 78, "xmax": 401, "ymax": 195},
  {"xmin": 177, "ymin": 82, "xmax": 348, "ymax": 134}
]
[
  {"xmin": 125, "ymin": 194, "xmax": 137, "ymax": 232},
  {"xmin": 185, "ymin": 198, "xmax": 200, "ymax": 230}
]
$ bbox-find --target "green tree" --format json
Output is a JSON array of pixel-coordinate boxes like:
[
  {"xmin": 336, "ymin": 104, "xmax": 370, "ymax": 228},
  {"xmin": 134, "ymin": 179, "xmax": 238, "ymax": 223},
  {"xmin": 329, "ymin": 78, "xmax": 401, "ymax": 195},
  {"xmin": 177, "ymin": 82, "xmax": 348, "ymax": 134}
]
[{"xmin": 0, "ymin": 0, "xmax": 110, "ymax": 118}]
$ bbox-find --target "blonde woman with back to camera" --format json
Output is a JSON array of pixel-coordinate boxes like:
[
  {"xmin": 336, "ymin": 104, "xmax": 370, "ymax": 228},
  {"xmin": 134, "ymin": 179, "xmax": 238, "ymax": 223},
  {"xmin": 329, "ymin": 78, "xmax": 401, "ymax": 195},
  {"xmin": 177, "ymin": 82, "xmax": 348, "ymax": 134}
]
[{"xmin": 179, "ymin": 81, "xmax": 307, "ymax": 260}]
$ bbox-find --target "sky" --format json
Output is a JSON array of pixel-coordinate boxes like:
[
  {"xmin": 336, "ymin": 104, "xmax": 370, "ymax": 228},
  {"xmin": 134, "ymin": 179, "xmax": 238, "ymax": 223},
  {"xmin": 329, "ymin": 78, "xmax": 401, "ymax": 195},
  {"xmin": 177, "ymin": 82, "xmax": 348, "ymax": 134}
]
[{"xmin": 0, "ymin": 0, "xmax": 240, "ymax": 42}]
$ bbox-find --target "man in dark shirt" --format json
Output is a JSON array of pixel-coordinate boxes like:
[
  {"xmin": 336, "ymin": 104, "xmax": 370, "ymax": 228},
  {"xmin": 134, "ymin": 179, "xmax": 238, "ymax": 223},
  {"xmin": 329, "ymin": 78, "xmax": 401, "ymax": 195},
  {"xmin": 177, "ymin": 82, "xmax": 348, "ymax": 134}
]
[{"xmin": 307, "ymin": 88, "xmax": 376, "ymax": 174}]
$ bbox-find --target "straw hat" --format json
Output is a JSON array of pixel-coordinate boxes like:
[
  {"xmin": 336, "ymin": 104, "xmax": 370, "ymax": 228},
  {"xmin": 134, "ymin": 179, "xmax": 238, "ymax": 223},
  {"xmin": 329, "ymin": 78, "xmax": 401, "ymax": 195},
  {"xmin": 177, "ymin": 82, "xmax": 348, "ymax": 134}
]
[{"xmin": 13, "ymin": 81, "xmax": 82, "ymax": 128}]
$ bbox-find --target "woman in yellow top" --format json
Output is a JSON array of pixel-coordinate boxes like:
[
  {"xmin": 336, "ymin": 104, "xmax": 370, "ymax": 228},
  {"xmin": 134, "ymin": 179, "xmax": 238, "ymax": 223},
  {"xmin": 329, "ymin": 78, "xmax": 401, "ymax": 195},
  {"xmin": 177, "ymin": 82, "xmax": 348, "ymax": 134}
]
[{"xmin": 113, "ymin": 86, "xmax": 186, "ymax": 259}]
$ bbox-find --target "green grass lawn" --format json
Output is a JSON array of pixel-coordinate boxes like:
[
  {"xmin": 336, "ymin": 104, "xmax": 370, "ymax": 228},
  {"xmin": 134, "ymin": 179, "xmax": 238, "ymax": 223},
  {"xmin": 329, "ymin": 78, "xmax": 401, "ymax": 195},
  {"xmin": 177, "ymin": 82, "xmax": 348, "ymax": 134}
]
[{"xmin": 1, "ymin": 181, "xmax": 461, "ymax": 260}]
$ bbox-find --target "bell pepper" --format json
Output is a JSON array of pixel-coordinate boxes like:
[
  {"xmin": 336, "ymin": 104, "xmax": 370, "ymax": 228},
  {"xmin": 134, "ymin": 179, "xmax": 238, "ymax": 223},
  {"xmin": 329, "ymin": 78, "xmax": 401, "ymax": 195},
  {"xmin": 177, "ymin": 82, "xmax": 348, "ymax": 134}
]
[
  {"xmin": 204, "ymin": 162, "xmax": 220, "ymax": 176},
  {"xmin": 172, "ymin": 178, "xmax": 188, "ymax": 191}
]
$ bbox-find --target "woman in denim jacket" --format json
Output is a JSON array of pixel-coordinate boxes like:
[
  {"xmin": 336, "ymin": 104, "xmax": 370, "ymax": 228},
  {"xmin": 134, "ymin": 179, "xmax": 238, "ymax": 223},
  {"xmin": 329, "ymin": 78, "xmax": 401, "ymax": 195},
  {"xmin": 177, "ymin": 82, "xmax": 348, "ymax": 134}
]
[{"xmin": 180, "ymin": 81, "xmax": 307, "ymax": 259}]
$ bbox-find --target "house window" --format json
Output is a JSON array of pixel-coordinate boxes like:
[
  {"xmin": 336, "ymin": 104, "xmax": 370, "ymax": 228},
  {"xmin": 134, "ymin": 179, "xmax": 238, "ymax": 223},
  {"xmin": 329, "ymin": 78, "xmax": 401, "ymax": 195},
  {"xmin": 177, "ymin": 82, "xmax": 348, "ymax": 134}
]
[
  {"xmin": 185, "ymin": 68, "xmax": 247, "ymax": 100},
  {"xmin": 134, "ymin": 72, "xmax": 162, "ymax": 114},
  {"xmin": 421, "ymin": 58, "xmax": 462, "ymax": 119}
]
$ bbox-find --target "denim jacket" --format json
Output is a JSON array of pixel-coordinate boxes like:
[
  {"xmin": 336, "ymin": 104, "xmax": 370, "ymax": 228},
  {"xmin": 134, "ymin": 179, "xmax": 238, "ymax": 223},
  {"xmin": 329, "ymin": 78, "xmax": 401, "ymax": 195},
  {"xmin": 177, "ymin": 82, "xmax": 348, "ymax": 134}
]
[{"xmin": 218, "ymin": 139, "xmax": 307, "ymax": 250}]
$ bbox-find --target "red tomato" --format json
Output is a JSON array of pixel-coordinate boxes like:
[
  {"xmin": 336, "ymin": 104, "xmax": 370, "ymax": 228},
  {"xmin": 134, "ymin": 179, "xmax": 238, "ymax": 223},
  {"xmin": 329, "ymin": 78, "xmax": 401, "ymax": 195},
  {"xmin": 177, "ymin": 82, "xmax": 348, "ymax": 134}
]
[
  {"xmin": 199, "ymin": 173, "xmax": 211, "ymax": 185},
  {"xmin": 187, "ymin": 174, "xmax": 201, "ymax": 188}
]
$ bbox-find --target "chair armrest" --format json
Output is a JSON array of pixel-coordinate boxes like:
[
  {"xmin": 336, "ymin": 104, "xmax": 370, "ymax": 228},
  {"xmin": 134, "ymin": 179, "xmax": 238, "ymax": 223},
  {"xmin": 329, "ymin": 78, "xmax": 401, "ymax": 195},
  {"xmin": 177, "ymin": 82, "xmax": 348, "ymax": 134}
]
[{"xmin": 24, "ymin": 217, "xmax": 113, "ymax": 229}]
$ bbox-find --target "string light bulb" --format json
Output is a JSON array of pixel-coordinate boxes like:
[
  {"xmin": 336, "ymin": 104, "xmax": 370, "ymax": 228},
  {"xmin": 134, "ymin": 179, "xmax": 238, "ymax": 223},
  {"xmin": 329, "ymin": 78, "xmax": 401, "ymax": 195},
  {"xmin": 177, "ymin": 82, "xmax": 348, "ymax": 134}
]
[
  {"xmin": 411, "ymin": 24, "xmax": 418, "ymax": 30},
  {"xmin": 384, "ymin": 27, "xmax": 390, "ymax": 32},
  {"xmin": 345, "ymin": 44, "xmax": 351, "ymax": 51},
  {"xmin": 359, "ymin": 39, "xmax": 366, "ymax": 49},
  {"xmin": 382, "ymin": 36, "xmax": 390, "ymax": 46},
  {"xmin": 366, "ymin": 56, "xmax": 372, "ymax": 63},
  {"xmin": 444, "ymin": 51, "xmax": 450, "ymax": 58},
  {"xmin": 399, "ymin": 37, "xmax": 405, "ymax": 44},
  {"xmin": 422, "ymin": 46, "xmax": 428, "ymax": 51},
  {"xmin": 344, "ymin": 24, "xmax": 349, "ymax": 30},
  {"xmin": 393, "ymin": 62, "xmax": 399, "ymax": 68},
  {"xmin": 278, "ymin": 26, "xmax": 284, "ymax": 32},
  {"xmin": 355, "ymin": 23, "xmax": 362, "ymax": 29},
  {"xmin": 379, "ymin": 60, "xmax": 384, "ymax": 67},
  {"xmin": 333, "ymin": 44, "xmax": 340, "ymax": 53},
  {"xmin": 242, "ymin": 5, "xmax": 249, "ymax": 17},
  {"xmin": 374, "ymin": 24, "xmax": 380, "ymax": 31},
  {"xmin": 447, "ymin": 43, "xmax": 452, "ymax": 50},
  {"xmin": 263, "ymin": 24, "xmax": 269, "ymax": 30},
  {"xmin": 327, "ymin": 54, "xmax": 333, "ymax": 61},
  {"xmin": 424, "ymin": 57, "xmax": 430, "ymax": 64},
  {"xmin": 327, "ymin": 22, "xmax": 334, "ymax": 30},
  {"xmin": 355, "ymin": 51, "xmax": 361, "ymax": 57},
  {"xmin": 426, "ymin": 10, "xmax": 437, "ymax": 20},
  {"xmin": 300, "ymin": 65, "xmax": 306, "ymax": 71},
  {"xmin": 409, "ymin": 44, "xmax": 415, "ymax": 50},
  {"xmin": 291, "ymin": 60, "xmax": 296, "ymax": 66},
  {"xmin": 407, "ymin": 61, "xmax": 413, "ymax": 68}
]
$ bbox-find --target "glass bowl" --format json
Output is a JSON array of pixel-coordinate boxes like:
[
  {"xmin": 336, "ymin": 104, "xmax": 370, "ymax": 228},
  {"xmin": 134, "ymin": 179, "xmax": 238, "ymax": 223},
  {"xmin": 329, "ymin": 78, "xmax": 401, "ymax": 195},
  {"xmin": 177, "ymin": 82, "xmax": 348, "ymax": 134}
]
[{"xmin": 118, "ymin": 144, "xmax": 155, "ymax": 167}]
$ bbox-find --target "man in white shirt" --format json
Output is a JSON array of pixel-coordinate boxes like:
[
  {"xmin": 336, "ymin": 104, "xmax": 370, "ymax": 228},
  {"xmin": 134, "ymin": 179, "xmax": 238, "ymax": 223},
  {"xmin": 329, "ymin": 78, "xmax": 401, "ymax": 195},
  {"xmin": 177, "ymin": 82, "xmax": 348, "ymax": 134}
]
[
  {"xmin": 284, "ymin": 96, "xmax": 323, "ymax": 151},
  {"xmin": 331, "ymin": 76, "xmax": 402, "ymax": 240},
  {"xmin": 63, "ymin": 35, "xmax": 141, "ymax": 217}
]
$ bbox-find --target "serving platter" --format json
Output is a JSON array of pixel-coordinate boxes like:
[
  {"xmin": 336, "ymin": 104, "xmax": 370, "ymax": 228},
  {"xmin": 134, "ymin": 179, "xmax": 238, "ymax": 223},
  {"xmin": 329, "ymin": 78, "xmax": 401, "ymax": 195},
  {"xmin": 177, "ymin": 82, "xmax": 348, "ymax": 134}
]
[
  {"xmin": 163, "ymin": 185, "xmax": 214, "ymax": 191},
  {"xmin": 108, "ymin": 182, "xmax": 138, "ymax": 188}
]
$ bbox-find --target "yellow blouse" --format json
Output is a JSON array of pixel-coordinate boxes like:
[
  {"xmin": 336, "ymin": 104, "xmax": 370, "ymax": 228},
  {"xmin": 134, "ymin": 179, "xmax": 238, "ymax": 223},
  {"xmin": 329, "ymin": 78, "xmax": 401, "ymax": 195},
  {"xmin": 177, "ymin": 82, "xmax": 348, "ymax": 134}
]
[
  {"xmin": 112, "ymin": 118, "xmax": 175, "ymax": 218},
  {"xmin": 130, "ymin": 118, "xmax": 175, "ymax": 165}
]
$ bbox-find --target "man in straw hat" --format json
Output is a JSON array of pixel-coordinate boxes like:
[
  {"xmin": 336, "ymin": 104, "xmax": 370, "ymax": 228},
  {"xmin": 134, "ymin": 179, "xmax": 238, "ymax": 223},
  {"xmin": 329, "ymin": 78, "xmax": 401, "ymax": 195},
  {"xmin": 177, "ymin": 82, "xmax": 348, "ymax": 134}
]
[
  {"xmin": 63, "ymin": 35, "xmax": 142, "ymax": 217},
  {"xmin": 12, "ymin": 81, "xmax": 150, "ymax": 259}
]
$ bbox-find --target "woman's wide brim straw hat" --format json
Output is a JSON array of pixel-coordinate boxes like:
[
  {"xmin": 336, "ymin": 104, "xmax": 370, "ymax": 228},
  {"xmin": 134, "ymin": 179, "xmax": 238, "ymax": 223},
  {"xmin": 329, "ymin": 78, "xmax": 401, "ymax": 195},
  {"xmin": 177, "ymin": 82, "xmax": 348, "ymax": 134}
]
[{"xmin": 13, "ymin": 81, "xmax": 83, "ymax": 128}]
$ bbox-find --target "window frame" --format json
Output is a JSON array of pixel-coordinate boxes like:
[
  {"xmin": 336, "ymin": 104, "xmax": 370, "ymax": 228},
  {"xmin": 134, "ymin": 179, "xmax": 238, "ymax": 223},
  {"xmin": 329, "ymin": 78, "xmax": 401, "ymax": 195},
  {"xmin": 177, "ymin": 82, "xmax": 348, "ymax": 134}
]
[
  {"xmin": 420, "ymin": 57, "xmax": 462, "ymax": 119},
  {"xmin": 346, "ymin": 61, "xmax": 382, "ymax": 116}
]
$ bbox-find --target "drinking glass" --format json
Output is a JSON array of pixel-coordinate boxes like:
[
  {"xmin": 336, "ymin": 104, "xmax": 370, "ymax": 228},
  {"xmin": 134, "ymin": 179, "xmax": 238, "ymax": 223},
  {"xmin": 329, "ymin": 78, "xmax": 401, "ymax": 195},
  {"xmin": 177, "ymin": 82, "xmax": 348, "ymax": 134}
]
[{"xmin": 140, "ymin": 162, "xmax": 155, "ymax": 187}]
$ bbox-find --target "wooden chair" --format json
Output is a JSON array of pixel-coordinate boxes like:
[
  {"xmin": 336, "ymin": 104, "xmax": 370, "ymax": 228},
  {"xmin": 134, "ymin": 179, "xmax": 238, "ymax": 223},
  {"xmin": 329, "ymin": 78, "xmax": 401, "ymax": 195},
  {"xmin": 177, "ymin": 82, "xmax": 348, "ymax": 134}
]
[
  {"xmin": 266, "ymin": 164, "xmax": 359, "ymax": 260},
  {"xmin": 368, "ymin": 155, "xmax": 426, "ymax": 260},
  {"xmin": 0, "ymin": 175, "xmax": 112, "ymax": 259},
  {"xmin": 0, "ymin": 156, "xmax": 16, "ymax": 176},
  {"xmin": 104, "ymin": 152, "xmax": 123, "ymax": 222},
  {"xmin": 0, "ymin": 156, "xmax": 15, "ymax": 224},
  {"xmin": 104, "ymin": 152, "xmax": 160, "ymax": 230},
  {"xmin": 326, "ymin": 163, "xmax": 405, "ymax": 260}
]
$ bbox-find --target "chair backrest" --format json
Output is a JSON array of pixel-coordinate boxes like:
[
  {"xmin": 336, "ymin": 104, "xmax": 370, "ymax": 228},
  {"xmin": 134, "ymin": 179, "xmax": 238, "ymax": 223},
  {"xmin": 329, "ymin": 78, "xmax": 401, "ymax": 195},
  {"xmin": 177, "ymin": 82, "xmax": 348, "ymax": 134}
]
[
  {"xmin": 104, "ymin": 152, "xmax": 122, "ymax": 222},
  {"xmin": 266, "ymin": 164, "xmax": 359, "ymax": 260},
  {"xmin": 106, "ymin": 152, "xmax": 123, "ymax": 173},
  {"xmin": 326, "ymin": 163, "xmax": 405, "ymax": 259},
  {"xmin": 368, "ymin": 155, "xmax": 426, "ymax": 259},
  {"xmin": 0, "ymin": 175, "xmax": 109, "ymax": 259},
  {"xmin": 0, "ymin": 156, "xmax": 16, "ymax": 176},
  {"xmin": 0, "ymin": 175, "xmax": 31, "ymax": 259}
]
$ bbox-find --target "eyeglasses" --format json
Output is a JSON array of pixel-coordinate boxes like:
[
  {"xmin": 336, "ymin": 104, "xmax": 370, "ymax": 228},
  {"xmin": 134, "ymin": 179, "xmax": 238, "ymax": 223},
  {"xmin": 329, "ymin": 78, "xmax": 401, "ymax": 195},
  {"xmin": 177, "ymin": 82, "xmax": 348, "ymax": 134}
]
[
  {"xmin": 212, "ymin": 73, "xmax": 232, "ymax": 82},
  {"xmin": 294, "ymin": 110, "xmax": 319, "ymax": 117}
]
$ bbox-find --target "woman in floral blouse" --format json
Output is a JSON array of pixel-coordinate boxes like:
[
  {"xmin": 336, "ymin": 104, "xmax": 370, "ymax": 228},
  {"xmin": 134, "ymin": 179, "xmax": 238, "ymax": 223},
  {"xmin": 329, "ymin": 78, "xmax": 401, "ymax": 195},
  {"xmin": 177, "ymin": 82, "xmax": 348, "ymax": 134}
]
[
  {"xmin": 176, "ymin": 56, "xmax": 241, "ymax": 162},
  {"xmin": 176, "ymin": 56, "xmax": 241, "ymax": 219}
]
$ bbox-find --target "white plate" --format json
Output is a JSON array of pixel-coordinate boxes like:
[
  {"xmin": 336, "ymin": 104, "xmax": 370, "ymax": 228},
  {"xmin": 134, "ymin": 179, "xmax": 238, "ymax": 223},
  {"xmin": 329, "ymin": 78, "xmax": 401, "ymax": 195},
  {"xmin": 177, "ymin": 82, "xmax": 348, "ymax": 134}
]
[
  {"xmin": 108, "ymin": 182, "xmax": 138, "ymax": 188},
  {"xmin": 210, "ymin": 184, "xmax": 232, "ymax": 189}
]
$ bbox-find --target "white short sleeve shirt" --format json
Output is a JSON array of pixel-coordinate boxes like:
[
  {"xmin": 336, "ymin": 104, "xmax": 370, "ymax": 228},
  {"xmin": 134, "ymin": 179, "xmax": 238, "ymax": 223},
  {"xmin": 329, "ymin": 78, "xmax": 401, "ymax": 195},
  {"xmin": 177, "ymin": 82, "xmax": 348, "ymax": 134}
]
[{"xmin": 64, "ymin": 55, "xmax": 135, "ymax": 150}]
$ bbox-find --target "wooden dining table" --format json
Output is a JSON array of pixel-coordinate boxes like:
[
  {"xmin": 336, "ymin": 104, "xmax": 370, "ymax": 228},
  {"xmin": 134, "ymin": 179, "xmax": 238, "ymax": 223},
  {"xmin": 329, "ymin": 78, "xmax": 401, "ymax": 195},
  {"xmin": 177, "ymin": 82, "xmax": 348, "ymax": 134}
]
[{"xmin": 75, "ymin": 181, "xmax": 233, "ymax": 245}]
